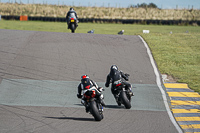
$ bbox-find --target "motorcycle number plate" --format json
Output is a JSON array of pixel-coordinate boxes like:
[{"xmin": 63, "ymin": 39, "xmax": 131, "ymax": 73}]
[{"xmin": 71, "ymin": 20, "xmax": 74, "ymax": 22}]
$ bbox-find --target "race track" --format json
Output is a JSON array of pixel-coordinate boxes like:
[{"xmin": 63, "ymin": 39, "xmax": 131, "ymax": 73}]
[{"xmin": 0, "ymin": 29, "xmax": 180, "ymax": 133}]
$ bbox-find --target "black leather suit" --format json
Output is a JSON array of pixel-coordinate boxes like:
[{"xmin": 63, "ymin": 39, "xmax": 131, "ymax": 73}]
[{"xmin": 105, "ymin": 69, "xmax": 131, "ymax": 95}]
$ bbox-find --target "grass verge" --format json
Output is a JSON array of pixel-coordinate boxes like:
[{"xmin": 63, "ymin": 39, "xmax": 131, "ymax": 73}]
[{"xmin": 0, "ymin": 20, "xmax": 200, "ymax": 93}]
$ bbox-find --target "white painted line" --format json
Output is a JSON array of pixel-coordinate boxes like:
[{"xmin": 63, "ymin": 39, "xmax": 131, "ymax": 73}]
[{"xmin": 138, "ymin": 35, "xmax": 183, "ymax": 133}]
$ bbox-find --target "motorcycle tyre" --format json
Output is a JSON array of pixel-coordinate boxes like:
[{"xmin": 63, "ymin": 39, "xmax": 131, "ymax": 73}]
[
  {"xmin": 71, "ymin": 23, "xmax": 75, "ymax": 33},
  {"xmin": 90, "ymin": 101, "xmax": 103, "ymax": 121},
  {"xmin": 120, "ymin": 91, "xmax": 131, "ymax": 109}
]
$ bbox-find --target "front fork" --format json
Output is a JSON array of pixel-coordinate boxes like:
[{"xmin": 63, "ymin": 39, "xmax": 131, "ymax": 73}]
[{"xmin": 98, "ymin": 103, "xmax": 103, "ymax": 113}]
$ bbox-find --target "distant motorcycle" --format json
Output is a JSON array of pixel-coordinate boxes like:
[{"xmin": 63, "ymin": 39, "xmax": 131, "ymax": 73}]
[
  {"xmin": 113, "ymin": 80, "xmax": 132, "ymax": 109},
  {"xmin": 68, "ymin": 17, "xmax": 77, "ymax": 33},
  {"xmin": 82, "ymin": 87, "xmax": 105, "ymax": 121}
]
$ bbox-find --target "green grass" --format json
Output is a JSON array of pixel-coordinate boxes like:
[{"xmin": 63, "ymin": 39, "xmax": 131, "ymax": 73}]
[
  {"xmin": 0, "ymin": 20, "xmax": 200, "ymax": 93},
  {"xmin": 142, "ymin": 33, "xmax": 200, "ymax": 92}
]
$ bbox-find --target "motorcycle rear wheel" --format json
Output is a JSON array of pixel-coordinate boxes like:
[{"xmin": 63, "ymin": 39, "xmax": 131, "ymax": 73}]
[
  {"xmin": 120, "ymin": 91, "xmax": 131, "ymax": 109},
  {"xmin": 71, "ymin": 24, "xmax": 75, "ymax": 33},
  {"xmin": 90, "ymin": 101, "xmax": 103, "ymax": 121}
]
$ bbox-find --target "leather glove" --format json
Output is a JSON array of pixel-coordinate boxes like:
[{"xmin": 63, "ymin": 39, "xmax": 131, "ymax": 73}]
[
  {"xmin": 98, "ymin": 87, "xmax": 105, "ymax": 92},
  {"xmin": 125, "ymin": 73, "xmax": 130, "ymax": 77},
  {"xmin": 125, "ymin": 73, "xmax": 130, "ymax": 81},
  {"xmin": 105, "ymin": 83, "xmax": 109, "ymax": 87}
]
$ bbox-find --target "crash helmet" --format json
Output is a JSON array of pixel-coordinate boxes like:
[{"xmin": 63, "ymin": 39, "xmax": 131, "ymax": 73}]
[
  {"xmin": 70, "ymin": 7, "xmax": 74, "ymax": 11},
  {"xmin": 81, "ymin": 75, "xmax": 90, "ymax": 84},
  {"xmin": 81, "ymin": 74, "xmax": 89, "ymax": 80},
  {"xmin": 110, "ymin": 65, "xmax": 118, "ymax": 71}
]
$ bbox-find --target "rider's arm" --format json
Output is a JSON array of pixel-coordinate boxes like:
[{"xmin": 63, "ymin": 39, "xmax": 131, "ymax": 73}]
[
  {"xmin": 66, "ymin": 12, "xmax": 70, "ymax": 18},
  {"xmin": 91, "ymin": 80, "xmax": 98, "ymax": 89},
  {"xmin": 120, "ymin": 71, "xmax": 129, "ymax": 81},
  {"xmin": 77, "ymin": 83, "xmax": 82, "ymax": 98},
  {"xmin": 105, "ymin": 74, "xmax": 111, "ymax": 87},
  {"xmin": 75, "ymin": 12, "xmax": 78, "ymax": 19},
  {"xmin": 73, "ymin": 11, "xmax": 78, "ymax": 19}
]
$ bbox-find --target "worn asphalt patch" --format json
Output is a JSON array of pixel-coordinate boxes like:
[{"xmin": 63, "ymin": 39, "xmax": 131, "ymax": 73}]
[{"xmin": 0, "ymin": 79, "xmax": 166, "ymax": 111}]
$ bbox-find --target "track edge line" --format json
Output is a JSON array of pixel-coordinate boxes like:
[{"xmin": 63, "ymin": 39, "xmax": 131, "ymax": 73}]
[{"xmin": 138, "ymin": 35, "xmax": 183, "ymax": 133}]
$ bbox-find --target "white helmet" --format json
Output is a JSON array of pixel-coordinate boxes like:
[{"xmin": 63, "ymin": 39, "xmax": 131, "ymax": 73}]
[
  {"xmin": 70, "ymin": 7, "xmax": 74, "ymax": 11},
  {"xmin": 110, "ymin": 65, "xmax": 118, "ymax": 71}
]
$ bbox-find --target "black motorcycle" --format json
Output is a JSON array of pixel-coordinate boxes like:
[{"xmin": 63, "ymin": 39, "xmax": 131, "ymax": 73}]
[
  {"xmin": 113, "ymin": 81, "xmax": 132, "ymax": 109},
  {"xmin": 82, "ymin": 87, "xmax": 104, "ymax": 121},
  {"xmin": 68, "ymin": 17, "xmax": 77, "ymax": 33}
]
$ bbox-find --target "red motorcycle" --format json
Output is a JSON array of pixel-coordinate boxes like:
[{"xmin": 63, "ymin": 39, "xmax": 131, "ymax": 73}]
[{"xmin": 82, "ymin": 87, "xmax": 104, "ymax": 121}]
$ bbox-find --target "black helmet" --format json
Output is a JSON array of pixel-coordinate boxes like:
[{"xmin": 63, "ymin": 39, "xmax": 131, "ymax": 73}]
[
  {"xmin": 70, "ymin": 7, "xmax": 74, "ymax": 11},
  {"xmin": 110, "ymin": 65, "xmax": 118, "ymax": 71}
]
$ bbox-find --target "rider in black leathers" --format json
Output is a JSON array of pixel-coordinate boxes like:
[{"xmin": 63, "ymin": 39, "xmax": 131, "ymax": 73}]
[
  {"xmin": 66, "ymin": 7, "xmax": 79, "ymax": 29},
  {"xmin": 105, "ymin": 65, "xmax": 134, "ymax": 103},
  {"xmin": 77, "ymin": 75, "xmax": 105, "ymax": 112}
]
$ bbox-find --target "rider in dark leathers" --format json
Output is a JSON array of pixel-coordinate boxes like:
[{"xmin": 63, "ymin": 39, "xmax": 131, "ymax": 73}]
[
  {"xmin": 77, "ymin": 75, "xmax": 105, "ymax": 112},
  {"xmin": 66, "ymin": 7, "xmax": 78, "ymax": 29},
  {"xmin": 105, "ymin": 65, "xmax": 134, "ymax": 103}
]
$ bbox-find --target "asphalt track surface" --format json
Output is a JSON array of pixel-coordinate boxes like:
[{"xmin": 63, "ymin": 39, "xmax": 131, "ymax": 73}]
[{"xmin": 0, "ymin": 29, "xmax": 179, "ymax": 133}]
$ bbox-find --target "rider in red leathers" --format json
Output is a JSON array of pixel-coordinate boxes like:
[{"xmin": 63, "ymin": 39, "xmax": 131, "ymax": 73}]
[{"xmin": 77, "ymin": 75, "xmax": 105, "ymax": 112}]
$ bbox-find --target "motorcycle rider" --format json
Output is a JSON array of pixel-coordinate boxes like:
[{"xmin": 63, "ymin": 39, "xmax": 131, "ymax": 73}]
[
  {"xmin": 77, "ymin": 75, "xmax": 105, "ymax": 112},
  {"xmin": 105, "ymin": 65, "xmax": 134, "ymax": 105},
  {"xmin": 66, "ymin": 7, "xmax": 79, "ymax": 29}
]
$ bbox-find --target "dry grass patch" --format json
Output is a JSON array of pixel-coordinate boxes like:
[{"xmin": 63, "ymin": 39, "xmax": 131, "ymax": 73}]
[{"xmin": 0, "ymin": 3, "xmax": 200, "ymax": 20}]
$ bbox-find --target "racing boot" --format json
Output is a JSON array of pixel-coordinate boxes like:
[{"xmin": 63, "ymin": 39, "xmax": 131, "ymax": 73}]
[
  {"xmin": 81, "ymin": 99, "xmax": 89, "ymax": 113},
  {"xmin": 99, "ymin": 94, "xmax": 106, "ymax": 107},
  {"xmin": 81, "ymin": 99, "xmax": 86, "ymax": 106},
  {"xmin": 76, "ymin": 20, "xmax": 79, "ymax": 27},
  {"xmin": 114, "ymin": 94, "xmax": 121, "ymax": 106},
  {"xmin": 128, "ymin": 87, "xmax": 134, "ymax": 96},
  {"xmin": 85, "ymin": 105, "xmax": 90, "ymax": 113}
]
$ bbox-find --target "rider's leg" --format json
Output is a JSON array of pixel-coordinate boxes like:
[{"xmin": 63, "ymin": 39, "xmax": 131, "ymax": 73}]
[
  {"xmin": 95, "ymin": 89, "xmax": 106, "ymax": 106},
  {"xmin": 124, "ymin": 82, "xmax": 134, "ymax": 96},
  {"xmin": 76, "ymin": 19, "xmax": 79, "ymax": 27},
  {"xmin": 81, "ymin": 97, "xmax": 89, "ymax": 113},
  {"xmin": 111, "ymin": 87, "xmax": 121, "ymax": 106}
]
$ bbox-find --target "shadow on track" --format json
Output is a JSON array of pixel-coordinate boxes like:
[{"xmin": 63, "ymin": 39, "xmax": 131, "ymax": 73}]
[
  {"xmin": 74, "ymin": 104, "xmax": 125, "ymax": 109},
  {"xmin": 105, "ymin": 105, "xmax": 124, "ymax": 109},
  {"xmin": 44, "ymin": 116, "xmax": 94, "ymax": 121}
]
